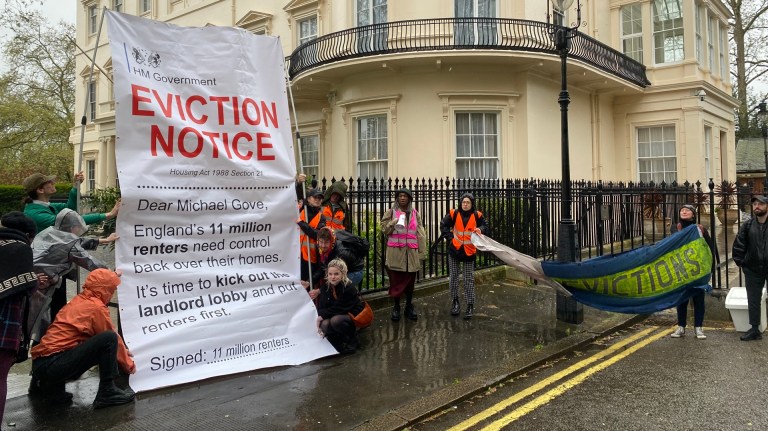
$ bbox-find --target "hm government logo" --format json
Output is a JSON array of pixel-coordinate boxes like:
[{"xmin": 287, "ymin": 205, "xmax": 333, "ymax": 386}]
[{"xmin": 131, "ymin": 47, "xmax": 161, "ymax": 68}]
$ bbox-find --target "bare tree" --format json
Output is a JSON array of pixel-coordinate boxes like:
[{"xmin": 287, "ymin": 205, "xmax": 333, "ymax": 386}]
[{"xmin": 727, "ymin": 0, "xmax": 768, "ymax": 137}]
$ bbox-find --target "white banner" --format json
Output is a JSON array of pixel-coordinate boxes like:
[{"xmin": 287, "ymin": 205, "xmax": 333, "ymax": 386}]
[{"xmin": 107, "ymin": 10, "xmax": 336, "ymax": 392}]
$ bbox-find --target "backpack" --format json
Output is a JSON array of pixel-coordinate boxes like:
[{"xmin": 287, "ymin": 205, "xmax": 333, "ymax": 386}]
[{"xmin": 334, "ymin": 230, "xmax": 370, "ymax": 255}]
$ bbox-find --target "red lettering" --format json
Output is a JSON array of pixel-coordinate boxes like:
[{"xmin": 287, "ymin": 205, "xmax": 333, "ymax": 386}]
[
  {"xmin": 232, "ymin": 132, "xmax": 253, "ymax": 160},
  {"xmin": 185, "ymin": 95, "xmax": 208, "ymax": 125},
  {"xmin": 210, "ymin": 96, "xmax": 230, "ymax": 126},
  {"xmin": 232, "ymin": 96, "xmax": 240, "ymax": 125},
  {"xmin": 242, "ymin": 98, "xmax": 260, "ymax": 125},
  {"xmin": 261, "ymin": 101, "xmax": 279, "ymax": 128},
  {"xmin": 150, "ymin": 125, "xmax": 174, "ymax": 156},
  {"xmin": 174, "ymin": 95, "xmax": 187, "ymax": 121},
  {"xmin": 177, "ymin": 127, "xmax": 204, "ymax": 158},
  {"xmin": 152, "ymin": 89, "xmax": 174, "ymax": 118},
  {"xmin": 132, "ymin": 85, "xmax": 154, "ymax": 116},
  {"xmin": 202, "ymin": 131, "xmax": 233, "ymax": 159},
  {"xmin": 256, "ymin": 132, "xmax": 275, "ymax": 161}
]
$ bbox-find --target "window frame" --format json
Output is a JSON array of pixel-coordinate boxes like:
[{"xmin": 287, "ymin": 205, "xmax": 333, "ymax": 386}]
[
  {"xmin": 88, "ymin": 80, "xmax": 97, "ymax": 122},
  {"xmin": 355, "ymin": 114, "xmax": 389, "ymax": 180},
  {"xmin": 620, "ymin": 4, "xmax": 643, "ymax": 63},
  {"xmin": 87, "ymin": 159, "xmax": 96, "ymax": 192},
  {"xmin": 636, "ymin": 124, "xmax": 677, "ymax": 183},
  {"xmin": 113, "ymin": 0, "xmax": 123, "ymax": 13},
  {"xmin": 297, "ymin": 14, "xmax": 318, "ymax": 46},
  {"xmin": 299, "ymin": 134, "xmax": 320, "ymax": 181},
  {"xmin": 652, "ymin": 0, "xmax": 684, "ymax": 65},
  {"xmin": 454, "ymin": 111, "xmax": 500, "ymax": 180},
  {"xmin": 88, "ymin": 5, "xmax": 98, "ymax": 35},
  {"xmin": 139, "ymin": 0, "xmax": 152, "ymax": 15}
]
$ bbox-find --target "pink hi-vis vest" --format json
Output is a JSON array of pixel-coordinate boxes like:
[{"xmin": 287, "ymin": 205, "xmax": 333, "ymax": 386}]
[{"xmin": 387, "ymin": 210, "xmax": 419, "ymax": 249}]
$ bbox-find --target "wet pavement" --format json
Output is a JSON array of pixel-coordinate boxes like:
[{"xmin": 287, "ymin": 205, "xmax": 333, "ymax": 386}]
[
  {"xmin": 4, "ymin": 269, "xmax": 642, "ymax": 431},
  {"xmin": 3, "ymin": 226, "xmax": 745, "ymax": 431}
]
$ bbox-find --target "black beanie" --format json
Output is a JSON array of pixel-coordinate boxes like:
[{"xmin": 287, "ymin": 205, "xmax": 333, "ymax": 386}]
[{"xmin": 1, "ymin": 211, "xmax": 37, "ymax": 239}]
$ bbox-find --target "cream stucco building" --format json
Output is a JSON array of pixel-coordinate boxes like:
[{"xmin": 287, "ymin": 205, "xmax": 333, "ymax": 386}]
[{"xmin": 74, "ymin": 0, "xmax": 737, "ymax": 192}]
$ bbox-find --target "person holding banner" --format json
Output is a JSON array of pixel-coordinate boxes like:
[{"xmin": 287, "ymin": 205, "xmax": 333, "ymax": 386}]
[
  {"xmin": 30, "ymin": 268, "xmax": 136, "ymax": 409},
  {"xmin": 22, "ymin": 172, "xmax": 121, "ymax": 331},
  {"xmin": 298, "ymin": 188, "xmax": 327, "ymax": 284},
  {"xmin": 322, "ymin": 182, "xmax": 352, "ymax": 231},
  {"xmin": 315, "ymin": 259, "xmax": 364, "ymax": 354},
  {"xmin": 670, "ymin": 204, "xmax": 713, "ymax": 339},
  {"xmin": 733, "ymin": 195, "xmax": 768, "ymax": 341},
  {"xmin": 380, "ymin": 188, "xmax": 427, "ymax": 322},
  {"xmin": 439, "ymin": 193, "xmax": 488, "ymax": 319}
]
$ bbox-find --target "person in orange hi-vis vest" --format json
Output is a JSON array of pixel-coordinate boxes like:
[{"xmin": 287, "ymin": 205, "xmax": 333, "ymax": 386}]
[
  {"xmin": 439, "ymin": 193, "xmax": 488, "ymax": 319},
  {"xmin": 322, "ymin": 181, "xmax": 352, "ymax": 231},
  {"xmin": 297, "ymin": 188, "xmax": 326, "ymax": 284}
]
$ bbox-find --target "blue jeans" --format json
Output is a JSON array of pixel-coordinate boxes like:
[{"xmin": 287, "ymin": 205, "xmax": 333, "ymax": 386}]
[
  {"xmin": 676, "ymin": 290, "xmax": 705, "ymax": 327},
  {"xmin": 348, "ymin": 271, "xmax": 363, "ymax": 289}
]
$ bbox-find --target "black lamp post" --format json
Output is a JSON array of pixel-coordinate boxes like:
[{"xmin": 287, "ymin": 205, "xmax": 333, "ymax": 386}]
[
  {"xmin": 547, "ymin": 0, "xmax": 583, "ymax": 323},
  {"xmin": 758, "ymin": 101, "xmax": 768, "ymax": 190}
]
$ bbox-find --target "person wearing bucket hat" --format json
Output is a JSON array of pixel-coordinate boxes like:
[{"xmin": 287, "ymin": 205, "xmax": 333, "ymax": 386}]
[
  {"xmin": 669, "ymin": 204, "xmax": 715, "ymax": 340},
  {"xmin": 22, "ymin": 172, "xmax": 121, "ymax": 339},
  {"xmin": 380, "ymin": 187, "xmax": 427, "ymax": 322},
  {"xmin": 733, "ymin": 194, "xmax": 768, "ymax": 341}
]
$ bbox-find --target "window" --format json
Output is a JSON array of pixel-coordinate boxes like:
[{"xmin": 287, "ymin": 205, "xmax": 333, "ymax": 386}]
[
  {"xmin": 455, "ymin": 112, "xmax": 499, "ymax": 179},
  {"xmin": 704, "ymin": 126, "xmax": 712, "ymax": 180},
  {"xmin": 88, "ymin": 5, "xmax": 98, "ymax": 34},
  {"xmin": 87, "ymin": 160, "xmax": 96, "ymax": 192},
  {"xmin": 455, "ymin": 0, "xmax": 497, "ymax": 45},
  {"xmin": 357, "ymin": 115, "xmax": 388, "ymax": 180},
  {"xmin": 621, "ymin": 5, "xmax": 643, "ymax": 63},
  {"xmin": 298, "ymin": 15, "xmax": 317, "ymax": 46},
  {"xmin": 637, "ymin": 125, "xmax": 676, "ymax": 183},
  {"xmin": 113, "ymin": 0, "xmax": 122, "ymax": 12},
  {"xmin": 719, "ymin": 25, "xmax": 727, "ymax": 80},
  {"xmin": 694, "ymin": 6, "xmax": 702, "ymax": 63},
  {"xmin": 356, "ymin": 0, "xmax": 387, "ymax": 52},
  {"xmin": 140, "ymin": 0, "xmax": 151, "ymax": 14},
  {"xmin": 652, "ymin": 0, "xmax": 683, "ymax": 64},
  {"xmin": 88, "ymin": 80, "xmax": 97, "ymax": 122},
  {"xmin": 300, "ymin": 135, "xmax": 319, "ymax": 180},
  {"xmin": 707, "ymin": 17, "xmax": 715, "ymax": 72}
]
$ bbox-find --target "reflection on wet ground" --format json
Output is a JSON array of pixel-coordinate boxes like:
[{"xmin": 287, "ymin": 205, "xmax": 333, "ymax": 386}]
[{"xmin": 5, "ymin": 279, "xmax": 592, "ymax": 431}]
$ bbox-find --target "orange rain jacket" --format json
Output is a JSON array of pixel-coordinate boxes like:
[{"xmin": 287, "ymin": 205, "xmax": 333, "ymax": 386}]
[{"xmin": 31, "ymin": 268, "xmax": 135, "ymax": 374}]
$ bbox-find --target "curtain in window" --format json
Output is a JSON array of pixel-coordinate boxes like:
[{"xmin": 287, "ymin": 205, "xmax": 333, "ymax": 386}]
[
  {"xmin": 356, "ymin": 0, "xmax": 387, "ymax": 53},
  {"xmin": 454, "ymin": 0, "xmax": 497, "ymax": 46}
]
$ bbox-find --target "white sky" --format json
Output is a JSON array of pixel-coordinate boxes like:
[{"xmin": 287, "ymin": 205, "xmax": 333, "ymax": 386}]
[{"xmin": 0, "ymin": 0, "xmax": 75, "ymax": 71}]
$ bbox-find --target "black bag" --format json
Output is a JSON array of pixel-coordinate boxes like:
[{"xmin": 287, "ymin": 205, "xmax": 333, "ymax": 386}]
[
  {"xmin": 334, "ymin": 230, "xmax": 370, "ymax": 255},
  {"xmin": 15, "ymin": 296, "xmax": 31, "ymax": 364}
]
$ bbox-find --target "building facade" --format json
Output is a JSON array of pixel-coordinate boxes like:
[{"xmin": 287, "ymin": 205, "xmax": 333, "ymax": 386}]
[{"xmin": 74, "ymin": 0, "xmax": 737, "ymax": 192}]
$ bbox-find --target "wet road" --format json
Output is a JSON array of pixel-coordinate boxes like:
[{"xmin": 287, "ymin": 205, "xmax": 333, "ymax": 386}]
[{"xmin": 411, "ymin": 314, "xmax": 768, "ymax": 431}]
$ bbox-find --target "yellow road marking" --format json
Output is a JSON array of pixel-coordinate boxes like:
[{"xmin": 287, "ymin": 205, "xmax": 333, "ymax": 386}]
[
  {"xmin": 447, "ymin": 326, "xmax": 661, "ymax": 431},
  {"xmin": 482, "ymin": 327, "xmax": 671, "ymax": 430}
]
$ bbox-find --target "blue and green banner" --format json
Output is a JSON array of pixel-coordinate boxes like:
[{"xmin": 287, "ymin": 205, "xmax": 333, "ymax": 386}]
[
  {"xmin": 541, "ymin": 225, "xmax": 712, "ymax": 314},
  {"xmin": 473, "ymin": 225, "xmax": 713, "ymax": 314}
]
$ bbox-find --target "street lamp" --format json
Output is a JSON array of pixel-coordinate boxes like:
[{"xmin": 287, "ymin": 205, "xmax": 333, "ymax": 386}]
[
  {"xmin": 547, "ymin": 0, "xmax": 583, "ymax": 323},
  {"xmin": 758, "ymin": 101, "xmax": 768, "ymax": 190}
]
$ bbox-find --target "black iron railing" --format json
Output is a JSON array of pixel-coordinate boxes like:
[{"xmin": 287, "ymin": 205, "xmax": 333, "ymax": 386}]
[
  {"xmin": 288, "ymin": 18, "xmax": 650, "ymax": 87},
  {"xmin": 316, "ymin": 177, "xmax": 755, "ymax": 294}
]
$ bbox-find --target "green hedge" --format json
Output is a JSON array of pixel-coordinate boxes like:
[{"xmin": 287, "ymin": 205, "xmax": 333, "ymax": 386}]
[{"xmin": 0, "ymin": 183, "xmax": 73, "ymax": 217}]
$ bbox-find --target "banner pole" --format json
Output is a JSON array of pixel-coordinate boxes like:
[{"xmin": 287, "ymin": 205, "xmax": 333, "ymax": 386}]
[
  {"xmin": 285, "ymin": 71, "xmax": 314, "ymax": 291},
  {"xmin": 74, "ymin": 6, "xmax": 108, "ymax": 295}
]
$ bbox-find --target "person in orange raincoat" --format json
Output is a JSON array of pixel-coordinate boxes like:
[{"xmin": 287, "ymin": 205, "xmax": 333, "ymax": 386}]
[{"xmin": 30, "ymin": 269, "xmax": 136, "ymax": 408}]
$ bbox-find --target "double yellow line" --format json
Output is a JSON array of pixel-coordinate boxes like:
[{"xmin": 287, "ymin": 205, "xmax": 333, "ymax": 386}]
[{"xmin": 448, "ymin": 326, "xmax": 671, "ymax": 431}]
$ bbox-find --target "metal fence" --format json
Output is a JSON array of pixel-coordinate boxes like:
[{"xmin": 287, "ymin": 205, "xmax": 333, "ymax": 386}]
[{"xmin": 316, "ymin": 177, "xmax": 757, "ymax": 293}]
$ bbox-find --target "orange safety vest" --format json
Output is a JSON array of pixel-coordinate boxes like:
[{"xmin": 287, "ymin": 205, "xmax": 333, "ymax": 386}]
[
  {"xmin": 450, "ymin": 209, "xmax": 481, "ymax": 256},
  {"xmin": 322, "ymin": 206, "xmax": 346, "ymax": 231},
  {"xmin": 300, "ymin": 208, "xmax": 322, "ymax": 263}
]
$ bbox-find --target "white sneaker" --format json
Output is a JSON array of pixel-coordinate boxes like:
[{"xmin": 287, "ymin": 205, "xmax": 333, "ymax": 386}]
[
  {"xmin": 670, "ymin": 326, "xmax": 685, "ymax": 338},
  {"xmin": 695, "ymin": 327, "xmax": 706, "ymax": 339}
]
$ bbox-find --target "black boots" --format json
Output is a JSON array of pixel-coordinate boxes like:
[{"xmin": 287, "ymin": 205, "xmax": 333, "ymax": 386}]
[
  {"xmin": 464, "ymin": 304, "xmax": 474, "ymax": 320},
  {"xmin": 93, "ymin": 380, "xmax": 136, "ymax": 409},
  {"xmin": 391, "ymin": 303, "xmax": 401, "ymax": 321},
  {"xmin": 451, "ymin": 298, "xmax": 460, "ymax": 316},
  {"xmin": 28, "ymin": 378, "xmax": 73, "ymax": 405},
  {"xmin": 404, "ymin": 303, "xmax": 418, "ymax": 321},
  {"xmin": 740, "ymin": 327, "xmax": 763, "ymax": 341}
]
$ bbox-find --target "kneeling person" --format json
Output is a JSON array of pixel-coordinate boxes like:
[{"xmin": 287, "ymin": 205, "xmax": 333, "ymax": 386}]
[{"xmin": 30, "ymin": 269, "xmax": 136, "ymax": 408}]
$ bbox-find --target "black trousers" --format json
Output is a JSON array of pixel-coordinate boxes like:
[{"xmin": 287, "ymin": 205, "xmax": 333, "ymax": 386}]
[
  {"xmin": 743, "ymin": 268, "xmax": 768, "ymax": 327},
  {"xmin": 32, "ymin": 331, "xmax": 119, "ymax": 385}
]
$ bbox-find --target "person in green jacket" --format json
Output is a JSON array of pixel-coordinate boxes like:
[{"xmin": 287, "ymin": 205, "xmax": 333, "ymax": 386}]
[
  {"xmin": 21, "ymin": 172, "xmax": 120, "ymax": 338},
  {"xmin": 22, "ymin": 172, "xmax": 120, "ymax": 234}
]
